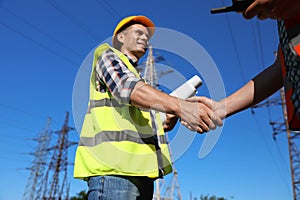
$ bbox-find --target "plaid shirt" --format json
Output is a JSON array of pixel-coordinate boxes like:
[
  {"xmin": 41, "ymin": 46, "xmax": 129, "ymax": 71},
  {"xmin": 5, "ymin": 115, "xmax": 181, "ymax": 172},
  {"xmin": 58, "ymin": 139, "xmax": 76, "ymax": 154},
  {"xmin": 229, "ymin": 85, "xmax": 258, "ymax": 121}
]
[{"xmin": 95, "ymin": 49, "xmax": 142, "ymax": 104}]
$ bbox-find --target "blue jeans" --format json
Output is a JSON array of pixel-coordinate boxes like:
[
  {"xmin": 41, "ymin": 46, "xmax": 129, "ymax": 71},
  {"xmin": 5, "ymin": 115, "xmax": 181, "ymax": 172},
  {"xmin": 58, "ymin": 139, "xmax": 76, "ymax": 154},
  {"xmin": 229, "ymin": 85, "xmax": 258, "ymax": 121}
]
[{"xmin": 87, "ymin": 175, "xmax": 154, "ymax": 200}]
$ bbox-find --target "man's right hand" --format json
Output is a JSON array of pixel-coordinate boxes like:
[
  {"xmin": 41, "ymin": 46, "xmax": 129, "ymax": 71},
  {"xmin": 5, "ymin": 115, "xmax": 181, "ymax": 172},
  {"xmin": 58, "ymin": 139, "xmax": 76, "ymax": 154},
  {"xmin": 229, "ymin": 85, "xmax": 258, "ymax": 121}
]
[{"xmin": 179, "ymin": 98, "xmax": 223, "ymax": 133}]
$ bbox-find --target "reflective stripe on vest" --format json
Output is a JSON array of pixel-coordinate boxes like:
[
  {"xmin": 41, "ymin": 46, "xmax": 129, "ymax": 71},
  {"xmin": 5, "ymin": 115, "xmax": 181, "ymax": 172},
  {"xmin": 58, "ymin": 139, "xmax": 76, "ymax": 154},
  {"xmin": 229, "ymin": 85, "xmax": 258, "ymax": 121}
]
[
  {"xmin": 78, "ymin": 131, "xmax": 167, "ymax": 146},
  {"xmin": 285, "ymin": 13, "xmax": 300, "ymax": 57},
  {"xmin": 73, "ymin": 43, "xmax": 172, "ymax": 180},
  {"xmin": 286, "ymin": 23, "xmax": 300, "ymax": 57}
]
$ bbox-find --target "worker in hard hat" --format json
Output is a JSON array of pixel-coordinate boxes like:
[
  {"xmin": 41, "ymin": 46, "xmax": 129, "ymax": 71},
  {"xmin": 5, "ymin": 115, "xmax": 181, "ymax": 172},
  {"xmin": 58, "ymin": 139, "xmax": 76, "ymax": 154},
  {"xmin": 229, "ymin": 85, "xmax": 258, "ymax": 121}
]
[{"xmin": 73, "ymin": 15, "xmax": 223, "ymax": 200}]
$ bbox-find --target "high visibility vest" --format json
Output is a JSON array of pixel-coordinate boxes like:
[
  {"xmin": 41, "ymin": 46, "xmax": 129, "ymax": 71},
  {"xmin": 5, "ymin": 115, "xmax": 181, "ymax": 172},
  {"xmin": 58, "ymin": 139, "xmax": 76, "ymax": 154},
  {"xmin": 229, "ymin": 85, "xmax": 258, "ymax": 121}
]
[
  {"xmin": 279, "ymin": 13, "xmax": 300, "ymax": 131},
  {"xmin": 73, "ymin": 43, "xmax": 172, "ymax": 180}
]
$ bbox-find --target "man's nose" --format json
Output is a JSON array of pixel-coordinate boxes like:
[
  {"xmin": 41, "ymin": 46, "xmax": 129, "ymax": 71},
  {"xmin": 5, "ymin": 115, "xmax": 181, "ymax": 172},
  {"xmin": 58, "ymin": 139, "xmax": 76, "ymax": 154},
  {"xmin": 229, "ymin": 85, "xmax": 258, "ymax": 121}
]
[{"xmin": 140, "ymin": 33, "xmax": 148, "ymax": 41}]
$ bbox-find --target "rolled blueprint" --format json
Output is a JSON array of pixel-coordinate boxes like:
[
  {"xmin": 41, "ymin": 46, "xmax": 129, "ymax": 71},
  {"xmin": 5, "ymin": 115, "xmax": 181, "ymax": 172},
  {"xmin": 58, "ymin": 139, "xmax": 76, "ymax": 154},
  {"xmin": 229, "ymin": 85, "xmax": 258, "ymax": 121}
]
[{"xmin": 160, "ymin": 75, "xmax": 202, "ymax": 123}]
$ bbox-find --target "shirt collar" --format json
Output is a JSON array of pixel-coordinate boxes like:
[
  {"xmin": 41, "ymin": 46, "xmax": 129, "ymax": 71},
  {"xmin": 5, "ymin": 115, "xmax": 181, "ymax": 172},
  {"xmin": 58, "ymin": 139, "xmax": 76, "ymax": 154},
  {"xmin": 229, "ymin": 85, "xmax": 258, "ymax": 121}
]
[{"xmin": 125, "ymin": 54, "xmax": 138, "ymax": 67}]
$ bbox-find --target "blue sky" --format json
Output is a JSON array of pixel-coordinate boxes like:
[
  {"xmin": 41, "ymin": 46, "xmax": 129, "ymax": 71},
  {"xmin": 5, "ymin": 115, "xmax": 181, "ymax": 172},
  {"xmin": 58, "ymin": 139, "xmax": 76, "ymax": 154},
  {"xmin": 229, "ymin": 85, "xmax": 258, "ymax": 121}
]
[{"xmin": 0, "ymin": 0, "xmax": 293, "ymax": 200}]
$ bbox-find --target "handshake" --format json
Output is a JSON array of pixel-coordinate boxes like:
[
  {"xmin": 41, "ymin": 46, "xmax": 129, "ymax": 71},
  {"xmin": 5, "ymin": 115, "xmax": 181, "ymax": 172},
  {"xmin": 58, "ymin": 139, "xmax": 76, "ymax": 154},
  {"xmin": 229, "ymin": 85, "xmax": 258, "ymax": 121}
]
[
  {"xmin": 162, "ymin": 75, "xmax": 227, "ymax": 134},
  {"xmin": 178, "ymin": 96, "xmax": 226, "ymax": 133}
]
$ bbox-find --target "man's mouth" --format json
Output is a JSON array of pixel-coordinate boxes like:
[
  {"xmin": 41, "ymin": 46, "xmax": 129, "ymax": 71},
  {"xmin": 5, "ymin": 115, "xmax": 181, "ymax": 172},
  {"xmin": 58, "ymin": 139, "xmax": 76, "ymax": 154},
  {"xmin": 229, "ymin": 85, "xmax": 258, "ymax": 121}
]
[{"xmin": 137, "ymin": 42, "xmax": 147, "ymax": 48}]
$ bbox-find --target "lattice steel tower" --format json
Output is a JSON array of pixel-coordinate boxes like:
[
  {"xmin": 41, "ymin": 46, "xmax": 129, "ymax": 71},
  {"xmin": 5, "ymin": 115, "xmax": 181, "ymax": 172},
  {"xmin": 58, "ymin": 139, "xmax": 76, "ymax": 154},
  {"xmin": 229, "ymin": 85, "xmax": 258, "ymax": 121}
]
[
  {"xmin": 42, "ymin": 112, "xmax": 75, "ymax": 200},
  {"xmin": 143, "ymin": 46, "xmax": 182, "ymax": 200},
  {"xmin": 23, "ymin": 112, "xmax": 76, "ymax": 200},
  {"xmin": 23, "ymin": 118, "xmax": 52, "ymax": 200}
]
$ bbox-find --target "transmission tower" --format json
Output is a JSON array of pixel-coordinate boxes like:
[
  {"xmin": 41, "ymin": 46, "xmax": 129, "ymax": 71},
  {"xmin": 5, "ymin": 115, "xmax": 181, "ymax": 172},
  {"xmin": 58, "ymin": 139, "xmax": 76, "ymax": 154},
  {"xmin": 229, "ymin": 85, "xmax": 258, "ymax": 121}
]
[
  {"xmin": 144, "ymin": 45, "xmax": 158, "ymax": 88},
  {"xmin": 252, "ymin": 88, "xmax": 300, "ymax": 200},
  {"xmin": 153, "ymin": 164, "xmax": 182, "ymax": 200},
  {"xmin": 278, "ymin": 88, "xmax": 300, "ymax": 200},
  {"xmin": 141, "ymin": 45, "xmax": 173, "ymax": 87},
  {"xmin": 142, "ymin": 46, "xmax": 182, "ymax": 200},
  {"xmin": 41, "ymin": 112, "xmax": 76, "ymax": 200},
  {"xmin": 153, "ymin": 130, "xmax": 182, "ymax": 200},
  {"xmin": 23, "ymin": 112, "xmax": 76, "ymax": 200},
  {"xmin": 23, "ymin": 118, "xmax": 52, "ymax": 200}
]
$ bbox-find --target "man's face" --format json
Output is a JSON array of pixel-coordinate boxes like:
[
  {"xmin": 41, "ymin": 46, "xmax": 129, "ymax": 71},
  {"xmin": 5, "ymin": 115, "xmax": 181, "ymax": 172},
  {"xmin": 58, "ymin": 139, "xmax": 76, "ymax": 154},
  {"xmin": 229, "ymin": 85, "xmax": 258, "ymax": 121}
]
[{"xmin": 118, "ymin": 24, "xmax": 150, "ymax": 59}]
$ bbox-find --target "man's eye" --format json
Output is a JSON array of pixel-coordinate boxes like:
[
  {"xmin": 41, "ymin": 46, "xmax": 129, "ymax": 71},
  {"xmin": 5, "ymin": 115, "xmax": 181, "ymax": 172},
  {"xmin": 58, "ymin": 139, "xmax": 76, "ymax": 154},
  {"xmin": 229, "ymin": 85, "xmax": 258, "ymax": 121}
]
[
  {"xmin": 137, "ymin": 30, "xmax": 143, "ymax": 35},
  {"xmin": 135, "ymin": 30, "xmax": 149, "ymax": 39}
]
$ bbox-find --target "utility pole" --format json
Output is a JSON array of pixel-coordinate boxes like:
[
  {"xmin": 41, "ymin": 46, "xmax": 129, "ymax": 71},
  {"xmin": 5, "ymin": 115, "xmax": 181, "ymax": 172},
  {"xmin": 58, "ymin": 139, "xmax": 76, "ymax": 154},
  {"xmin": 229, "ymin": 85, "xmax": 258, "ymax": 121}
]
[{"xmin": 143, "ymin": 46, "xmax": 182, "ymax": 200}]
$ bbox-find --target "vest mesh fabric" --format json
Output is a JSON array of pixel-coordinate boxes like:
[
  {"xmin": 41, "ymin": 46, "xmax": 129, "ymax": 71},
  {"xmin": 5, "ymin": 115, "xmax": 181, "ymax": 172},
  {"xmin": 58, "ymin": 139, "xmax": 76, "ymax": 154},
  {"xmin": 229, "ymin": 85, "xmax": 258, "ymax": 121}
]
[{"xmin": 277, "ymin": 20, "xmax": 300, "ymax": 117}]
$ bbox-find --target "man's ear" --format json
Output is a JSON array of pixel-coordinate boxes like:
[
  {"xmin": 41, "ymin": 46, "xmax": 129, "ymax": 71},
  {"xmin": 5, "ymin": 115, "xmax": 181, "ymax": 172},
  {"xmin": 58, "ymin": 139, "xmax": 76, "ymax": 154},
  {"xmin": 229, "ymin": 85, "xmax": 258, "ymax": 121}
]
[{"xmin": 117, "ymin": 32, "xmax": 125, "ymax": 44}]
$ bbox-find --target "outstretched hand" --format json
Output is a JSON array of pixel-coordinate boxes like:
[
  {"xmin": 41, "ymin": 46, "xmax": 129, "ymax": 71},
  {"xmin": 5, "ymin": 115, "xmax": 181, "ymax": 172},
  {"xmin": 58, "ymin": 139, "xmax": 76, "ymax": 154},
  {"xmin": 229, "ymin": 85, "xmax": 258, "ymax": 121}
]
[
  {"xmin": 243, "ymin": 0, "xmax": 300, "ymax": 20},
  {"xmin": 188, "ymin": 96, "xmax": 227, "ymax": 119},
  {"xmin": 179, "ymin": 97, "xmax": 223, "ymax": 133}
]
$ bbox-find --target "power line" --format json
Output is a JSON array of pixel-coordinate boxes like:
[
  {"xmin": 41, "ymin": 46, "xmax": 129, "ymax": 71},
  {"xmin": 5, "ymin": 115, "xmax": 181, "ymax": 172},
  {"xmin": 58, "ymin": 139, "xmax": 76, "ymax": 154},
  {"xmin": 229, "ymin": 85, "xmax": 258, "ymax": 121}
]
[
  {"xmin": 0, "ymin": 19, "xmax": 78, "ymax": 65},
  {"xmin": 0, "ymin": 117, "xmax": 41, "ymax": 133},
  {"xmin": 102, "ymin": 0, "xmax": 122, "ymax": 18},
  {"xmin": 221, "ymin": 0, "xmax": 247, "ymax": 83},
  {"xmin": 0, "ymin": 103, "xmax": 62, "ymax": 126},
  {"xmin": 251, "ymin": 111, "xmax": 292, "ymax": 194},
  {"xmin": 45, "ymin": 0, "xmax": 99, "ymax": 41},
  {"xmin": 0, "ymin": 6, "xmax": 84, "ymax": 57},
  {"xmin": 94, "ymin": 0, "xmax": 122, "ymax": 19},
  {"xmin": 255, "ymin": 20, "xmax": 266, "ymax": 69}
]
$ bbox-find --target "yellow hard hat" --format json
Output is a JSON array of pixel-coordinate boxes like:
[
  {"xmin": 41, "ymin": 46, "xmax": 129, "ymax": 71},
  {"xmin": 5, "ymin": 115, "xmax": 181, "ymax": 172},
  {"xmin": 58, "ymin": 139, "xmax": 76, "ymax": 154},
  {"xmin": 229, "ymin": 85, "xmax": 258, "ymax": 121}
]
[{"xmin": 112, "ymin": 15, "xmax": 155, "ymax": 47}]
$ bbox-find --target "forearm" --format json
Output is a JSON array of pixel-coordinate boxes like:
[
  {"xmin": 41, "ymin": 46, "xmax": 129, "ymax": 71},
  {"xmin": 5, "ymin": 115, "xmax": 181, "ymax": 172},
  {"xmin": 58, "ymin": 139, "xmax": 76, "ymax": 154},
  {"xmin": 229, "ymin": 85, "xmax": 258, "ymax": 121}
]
[
  {"xmin": 222, "ymin": 81, "xmax": 255, "ymax": 118},
  {"xmin": 130, "ymin": 81, "xmax": 182, "ymax": 116},
  {"xmin": 130, "ymin": 81, "xmax": 223, "ymax": 133},
  {"xmin": 224, "ymin": 59, "xmax": 283, "ymax": 117}
]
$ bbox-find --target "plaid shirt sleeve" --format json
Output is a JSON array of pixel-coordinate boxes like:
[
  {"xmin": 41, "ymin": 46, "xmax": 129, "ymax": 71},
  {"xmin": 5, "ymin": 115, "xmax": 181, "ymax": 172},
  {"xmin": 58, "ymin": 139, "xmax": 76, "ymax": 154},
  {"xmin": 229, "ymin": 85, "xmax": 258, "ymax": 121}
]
[{"xmin": 95, "ymin": 49, "xmax": 143, "ymax": 104}]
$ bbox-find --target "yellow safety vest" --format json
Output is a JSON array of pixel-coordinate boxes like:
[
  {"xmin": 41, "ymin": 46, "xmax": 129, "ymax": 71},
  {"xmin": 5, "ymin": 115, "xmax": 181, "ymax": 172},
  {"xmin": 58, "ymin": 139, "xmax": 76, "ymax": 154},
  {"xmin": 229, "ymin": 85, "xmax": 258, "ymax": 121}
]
[{"xmin": 73, "ymin": 43, "xmax": 172, "ymax": 180}]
